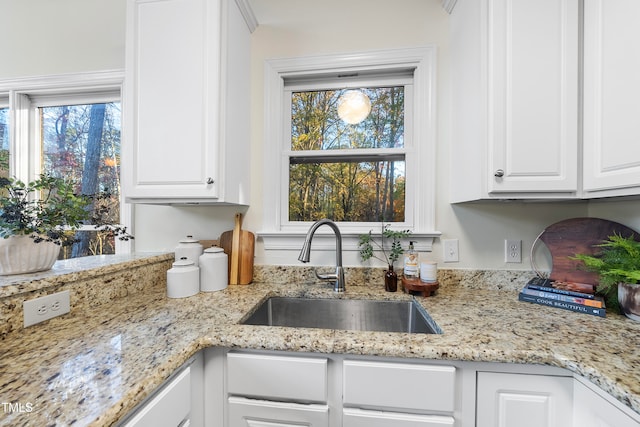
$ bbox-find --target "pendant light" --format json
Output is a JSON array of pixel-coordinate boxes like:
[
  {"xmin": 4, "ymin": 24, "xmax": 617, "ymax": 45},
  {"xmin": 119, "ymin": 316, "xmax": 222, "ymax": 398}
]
[{"xmin": 337, "ymin": 90, "xmax": 371, "ymax": 124}]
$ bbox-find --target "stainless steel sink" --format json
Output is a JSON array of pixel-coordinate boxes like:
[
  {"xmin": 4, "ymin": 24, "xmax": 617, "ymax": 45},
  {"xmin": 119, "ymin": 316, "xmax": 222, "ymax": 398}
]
[{"xmin": 242, "ymin": 297, "xmax": 441, "ymax": 334}]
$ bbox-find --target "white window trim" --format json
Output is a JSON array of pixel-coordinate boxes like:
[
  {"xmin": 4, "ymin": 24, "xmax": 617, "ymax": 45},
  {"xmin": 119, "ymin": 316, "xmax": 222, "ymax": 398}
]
[
  {"xmin": 259, "ymin": 48, "xmax": 440, "ymax": 251},
  {"xmin": 0, "ymin": 70, "xmax": 133, "ymax": 254}
]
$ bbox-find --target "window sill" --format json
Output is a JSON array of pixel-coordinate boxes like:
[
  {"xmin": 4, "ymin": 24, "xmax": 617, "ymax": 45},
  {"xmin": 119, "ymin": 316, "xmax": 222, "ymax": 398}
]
[{"xmin": 258, "ymin": 231, "xmax": 441, "ymax": 252}]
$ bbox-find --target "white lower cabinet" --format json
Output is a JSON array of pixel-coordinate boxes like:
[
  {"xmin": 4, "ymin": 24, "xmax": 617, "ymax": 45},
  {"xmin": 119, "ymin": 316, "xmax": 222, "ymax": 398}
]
[
  {"xmin": 476, "ymin": 371, "xmax": 573, "ymax": 427},
  {"xmin": 573, "ymin": 379, "xmax": 640, "ymax": 427},
  {"xmin": 200, "ymin": 348, "xmax": 640, "ymax": 427},
  {"xmin": 118, "ymin": 354, "xmax": 203, "ymax": 427},
  {"xmin": 342, "ymin": 360, "xmax": 456, "ymax": 426},
  {"xmin": 228, "ymin": 397, "xmax": 329, "ymax": 427},
  {"xmin": 343, "ymin": 360, "xmax": 456, "ymax": 413},
  {"xmin": 224, "ymin": 351, "xmax": 330, "ymax": 427},
  {"xmin": 343, "ymin": 408, "xmax": 454, "ymax": 427}
]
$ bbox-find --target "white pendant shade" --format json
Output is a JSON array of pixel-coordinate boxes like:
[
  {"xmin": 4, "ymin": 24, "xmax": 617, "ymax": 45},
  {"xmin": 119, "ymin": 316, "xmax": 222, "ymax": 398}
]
[{"xmin": 337, "ymin": 90, "xmax": 371, "ymax": 124}]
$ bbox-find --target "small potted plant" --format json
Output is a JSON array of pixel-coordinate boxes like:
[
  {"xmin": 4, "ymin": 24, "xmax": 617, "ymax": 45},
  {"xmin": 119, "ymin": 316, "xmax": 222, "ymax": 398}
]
[
  {"xmin": 0, "ymin": 174, "xmax": 132, "ymax": 275},
  {"xmin": 572, "ymin": 233, "xmax": 640, "ymax": 321},
  {"xmin": 358, "ymin": 224, "xmax": 411, "ymax": 292}
]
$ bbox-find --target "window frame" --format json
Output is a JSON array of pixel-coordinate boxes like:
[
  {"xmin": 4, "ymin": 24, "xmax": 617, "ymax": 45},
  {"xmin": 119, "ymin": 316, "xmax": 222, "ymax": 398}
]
[
  {"xmin": 260, "ymin": 48, "xmax": 440, "ymax": 251},
  {"xmin": 0, "ymin": 71, "xmax": 132, "ymax": 255}
]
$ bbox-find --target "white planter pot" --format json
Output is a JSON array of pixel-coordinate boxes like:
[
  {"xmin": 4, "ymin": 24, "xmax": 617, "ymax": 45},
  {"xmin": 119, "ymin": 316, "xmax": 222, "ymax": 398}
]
[
  {"xmin": 618, "ymin": 282, "xmax": 640, "ymax": 322},
  {"xmin": 0, "ymin": 235, "xmax": 61, "ymax": 275}
]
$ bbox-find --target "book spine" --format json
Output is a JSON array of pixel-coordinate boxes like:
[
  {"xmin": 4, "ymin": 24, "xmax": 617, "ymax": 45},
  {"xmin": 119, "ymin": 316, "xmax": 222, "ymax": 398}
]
[
  {"xmin": 527, "ymin": 284, "xmax": 596, "ymax": 300},
  {"xmin": 522, "ymin": 287, "xmax": 604, "ymax": 308},
  {"xmin": 518, "ymin": 293, "xmax": 606, "ymax": 318}
]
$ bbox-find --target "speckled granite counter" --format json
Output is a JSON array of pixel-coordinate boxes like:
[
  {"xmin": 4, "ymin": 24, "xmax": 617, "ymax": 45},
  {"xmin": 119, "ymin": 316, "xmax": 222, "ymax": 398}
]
[{"xmin": 1, "ymin": 255, "xmax": 639, "ymax": 426}]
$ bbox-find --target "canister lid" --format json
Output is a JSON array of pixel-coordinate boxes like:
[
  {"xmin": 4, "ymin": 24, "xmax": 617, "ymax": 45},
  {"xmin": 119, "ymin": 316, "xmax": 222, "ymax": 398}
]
[
  {"xmin": 204, "ymin": 247, "xmax": 225, "ymax": 254},
  {"xmin": 179, "ymin": 235, "xmax": 199, "ymax": 244},
  {"xmin": 172, "ymin": 256, "xmax": 195, "ymax": 267}
]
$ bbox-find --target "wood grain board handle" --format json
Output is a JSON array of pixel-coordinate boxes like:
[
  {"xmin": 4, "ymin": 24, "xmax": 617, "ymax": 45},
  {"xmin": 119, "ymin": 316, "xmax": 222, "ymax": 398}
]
[{"xmin": 230, "ymin": 213, "xmax": 241, "ymax": 284}]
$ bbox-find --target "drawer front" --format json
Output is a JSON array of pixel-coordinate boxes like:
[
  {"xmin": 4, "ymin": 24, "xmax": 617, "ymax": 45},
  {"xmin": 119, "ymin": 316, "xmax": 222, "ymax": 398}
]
[
  {"xmin": 343, "ymin": 408, "xmax": 455, "ymax": 427},
  {"xmin": 121, "ymin": 365, "xmax": 191, "ymax": 427},
  {"xmin": 227, "ymin": 352, "xmax": 328, "ymax": 403},
  {"xmin": 343, "ymin": 360, "xmax": 456, "ymax": 412},
  {"xmin": 228, "ymin": 397, "xmax": 329, "ymax": 427}
]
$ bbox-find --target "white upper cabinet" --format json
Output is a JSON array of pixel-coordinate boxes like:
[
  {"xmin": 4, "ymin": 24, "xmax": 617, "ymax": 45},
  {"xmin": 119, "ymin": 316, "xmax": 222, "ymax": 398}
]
[
  {"xmin": 450, "ymin": 0, "xmax": 579, "ymax": 202},
  {"xmin": 582, "ymin": 0, "xmax": 640, "ymax": 198},
  {"xmin": 123, "ymin": 0, "xmax": 253, "ymax": 204}
]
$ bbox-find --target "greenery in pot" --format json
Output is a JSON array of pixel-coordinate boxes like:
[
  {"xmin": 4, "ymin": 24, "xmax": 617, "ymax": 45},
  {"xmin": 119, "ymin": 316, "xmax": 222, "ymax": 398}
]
[
  {"xmin": 358, "ymin": 224, "xmax": 411, "ymax": 269},
  {"xmin": 571, "ymin": 233, "xmax": 640, "ymax": 312},
  {"xmin": 0, "ymin": 174, "xmax": 133, "ymax": 247}
]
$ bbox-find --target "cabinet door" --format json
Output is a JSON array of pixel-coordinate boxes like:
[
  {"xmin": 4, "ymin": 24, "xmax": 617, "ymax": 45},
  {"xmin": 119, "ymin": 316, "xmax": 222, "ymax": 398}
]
[
  {"xmin": 228, "ymin": 397, "xmax": 329, "ymax": 427},
  {"xmin": 487, "ymin": 0, "xmax": 579, "ymax": 194},
  {"xmin": 583, "ymin": 0, "xmax": 640, "ymax": 196},
  {"xmin": 120, "ymin": 366, "xmax": 191, "ymax": 427},
  {"xmin": 124, "ymin": 0, "xmax": 221, "ymax": 202},
  {"xmin": 343, "ymin": 408, "xmax": 454, "ymax": 427},
  {"xmin": 476, "ymin": 372, "xmax": 573, "ymax": 427},
  {"xmin": 573, "ymin": 381, "xmax": 640, "ymax": 427}
]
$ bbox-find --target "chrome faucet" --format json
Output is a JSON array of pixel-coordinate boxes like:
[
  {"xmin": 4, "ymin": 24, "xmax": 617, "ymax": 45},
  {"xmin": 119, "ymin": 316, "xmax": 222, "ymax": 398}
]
[{"xmin": 298, "ymin": 219, "xmax": 346, "ymax": 292}]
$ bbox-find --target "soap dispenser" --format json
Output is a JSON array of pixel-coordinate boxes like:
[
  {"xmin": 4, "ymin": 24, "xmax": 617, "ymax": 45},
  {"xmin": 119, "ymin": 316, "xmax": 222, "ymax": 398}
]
[{"xmin": 403, "ymin": 241, "xmax": 419, "ymax": 278}]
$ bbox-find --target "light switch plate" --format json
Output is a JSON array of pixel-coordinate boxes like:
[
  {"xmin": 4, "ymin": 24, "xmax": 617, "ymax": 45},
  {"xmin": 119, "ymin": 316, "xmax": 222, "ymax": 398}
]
[
  {"xmin": 443, "ymin": 239, "xmax": 459, "ymax": 263},
  {"xmin": 24, "ymin": 290, "xmax": 70, "ymax": 327}
]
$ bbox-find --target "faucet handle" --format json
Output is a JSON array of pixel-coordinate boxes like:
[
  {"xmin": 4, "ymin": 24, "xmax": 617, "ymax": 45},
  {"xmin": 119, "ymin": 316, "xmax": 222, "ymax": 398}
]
[{"xmin": 314, "ymin": 267, "xmax": 345, "ymax": 292}]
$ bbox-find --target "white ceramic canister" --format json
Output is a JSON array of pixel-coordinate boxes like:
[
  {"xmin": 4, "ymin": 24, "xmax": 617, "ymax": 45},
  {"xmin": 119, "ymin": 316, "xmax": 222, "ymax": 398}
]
[
  {"xmin": 199, "ymin": 247, "xmax": 228, "ymax": 292},
  {"xmin": 166, "ymin": 257, "xmax": 200, "ymax": 298},
  {"xmin": 175, "ymin": 235, "xmax": 204, "ymax": 266}
]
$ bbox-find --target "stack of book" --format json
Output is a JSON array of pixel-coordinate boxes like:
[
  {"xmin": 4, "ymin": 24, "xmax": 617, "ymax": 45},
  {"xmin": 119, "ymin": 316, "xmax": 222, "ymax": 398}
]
[{"xmin": 518, "ymin": 277, "xmax": 606, "ymax": 318}]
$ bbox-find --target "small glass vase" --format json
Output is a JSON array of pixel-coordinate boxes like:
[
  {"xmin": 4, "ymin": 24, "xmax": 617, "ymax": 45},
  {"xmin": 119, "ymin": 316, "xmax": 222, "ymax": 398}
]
[{"xmin": 384, "ymin": 264, "xmax": 398, "ymax": 292}]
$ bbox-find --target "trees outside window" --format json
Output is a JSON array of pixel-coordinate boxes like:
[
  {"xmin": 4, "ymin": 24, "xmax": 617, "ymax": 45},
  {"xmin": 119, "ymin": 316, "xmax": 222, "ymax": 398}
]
[
  {"xmin": 0, "ymin": 71, "xmax": 128, "ymax": 259},
  {"xmin": 0, "ymin": 107, "xmax": 8, "ymax": 178},
  {"xmin": 40, "ymin": 102, "xmax": 122, "ymax": 258},
  {"xmin": 289, "ymin": 87, "xmax": 406, "ymax": 223}
]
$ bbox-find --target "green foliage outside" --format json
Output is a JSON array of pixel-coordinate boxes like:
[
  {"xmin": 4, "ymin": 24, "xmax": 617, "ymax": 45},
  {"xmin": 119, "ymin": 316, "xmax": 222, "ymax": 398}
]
[{"xmin": 289, "ymin": 87, "xmax": 406, "ymax": 222}]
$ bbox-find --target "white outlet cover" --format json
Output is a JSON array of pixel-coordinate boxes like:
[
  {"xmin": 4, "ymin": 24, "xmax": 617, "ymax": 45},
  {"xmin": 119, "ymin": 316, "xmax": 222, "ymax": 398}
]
[
  {"xmin": 24, "ymin": 290, "xmax": 70, "ymax": 327},
  {"xmin": 505, "ymin": 239, "xmax": 522, "ymax": 263}
]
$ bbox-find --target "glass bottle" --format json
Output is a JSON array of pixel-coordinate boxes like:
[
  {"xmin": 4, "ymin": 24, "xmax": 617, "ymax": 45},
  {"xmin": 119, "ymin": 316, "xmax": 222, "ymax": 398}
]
[{"xmin": 385, "ymin": 264, "xmax": 398, "ymax": 292}]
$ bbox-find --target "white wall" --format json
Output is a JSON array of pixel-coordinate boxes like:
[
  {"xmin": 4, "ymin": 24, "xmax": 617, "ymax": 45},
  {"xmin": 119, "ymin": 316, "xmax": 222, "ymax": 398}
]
[
  {"xmin": 0, "ymin": 0, "xmax": 126, "ymax": 78},
  {"xmin": 2, "ymin": 0, "xmax": 639, "ymax": 271}
]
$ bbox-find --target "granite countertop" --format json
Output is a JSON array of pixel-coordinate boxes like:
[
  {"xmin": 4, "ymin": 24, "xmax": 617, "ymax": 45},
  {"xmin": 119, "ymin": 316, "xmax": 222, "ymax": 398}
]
[{"xmin": 1, "ymin": 263, "xmax": 640, "ymax": 426}]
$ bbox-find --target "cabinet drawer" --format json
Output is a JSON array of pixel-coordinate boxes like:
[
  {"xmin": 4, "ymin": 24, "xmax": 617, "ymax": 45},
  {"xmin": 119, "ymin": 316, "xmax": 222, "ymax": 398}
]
[
  {"xmin": 120, "ymin": 365, "xmax": 191, "ymax": 427},
  {"xmin": 227, "ymin": 352, "xmax": 328, "ymax": 403},
  {"xmin": 343, "ymin": 360, "xmax": 456, "ymax": 413},
  {"xmin": 228, "ymin": 396, "xmax": 329, "ymax": 427},
  {"xmin": 343, "ymin": 408, "xmax": 455, "ymax": 427}
]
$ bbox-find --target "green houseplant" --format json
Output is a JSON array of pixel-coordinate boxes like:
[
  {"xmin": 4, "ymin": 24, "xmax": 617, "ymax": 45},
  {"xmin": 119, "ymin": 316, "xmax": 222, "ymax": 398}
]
[
  {"xmin": 572, "ymin": 233, "xmax": 640, "ymax": 320},
  {"xmin": 0, "ymin": 174, "xmax": 132, "ymax": 275},
  {"xmin": 358, "ymin": 224, "xmax": 411, "ymax": 292}
]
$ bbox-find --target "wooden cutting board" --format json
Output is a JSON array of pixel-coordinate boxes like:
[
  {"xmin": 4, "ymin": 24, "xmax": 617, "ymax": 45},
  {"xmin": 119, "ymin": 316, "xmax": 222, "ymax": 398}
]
[
  {"xmin": 538, "ymin": 217, "xmax": 638, "ymax": 286},
  {"xmin": 219, "ymin": 213, "xmax": 255, "ymax": 285}
]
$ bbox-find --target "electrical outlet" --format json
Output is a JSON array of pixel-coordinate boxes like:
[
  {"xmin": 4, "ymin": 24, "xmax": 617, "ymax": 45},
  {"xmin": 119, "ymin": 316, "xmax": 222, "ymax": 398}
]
[
  {"xmin": 505, "ymin": 239, "xmax": 522, "ymax": 263},
  {"xmin": 443, "ymin": 239, "xmax": 459, "ymax": 263},
  {"xmin": 24, "ymin": 290, "xmax": 70, "ymax": 327}
]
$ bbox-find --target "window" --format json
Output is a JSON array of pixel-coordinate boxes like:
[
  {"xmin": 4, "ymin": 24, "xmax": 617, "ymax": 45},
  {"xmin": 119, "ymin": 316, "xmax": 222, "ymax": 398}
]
[
  {"xmin": 0, "ymin": 102, "xmax": 8, "ymax": 178},
  {"xmin": 0, "ymin": 71, "xmax": 130, "ymax": 258},
  {"xmin": 287, "ymin": 82, "xmax": 409, "ymax": 223},
  {"xmin": 261, "ymin": 48, "xmax": 439, "ymax": 250}
]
